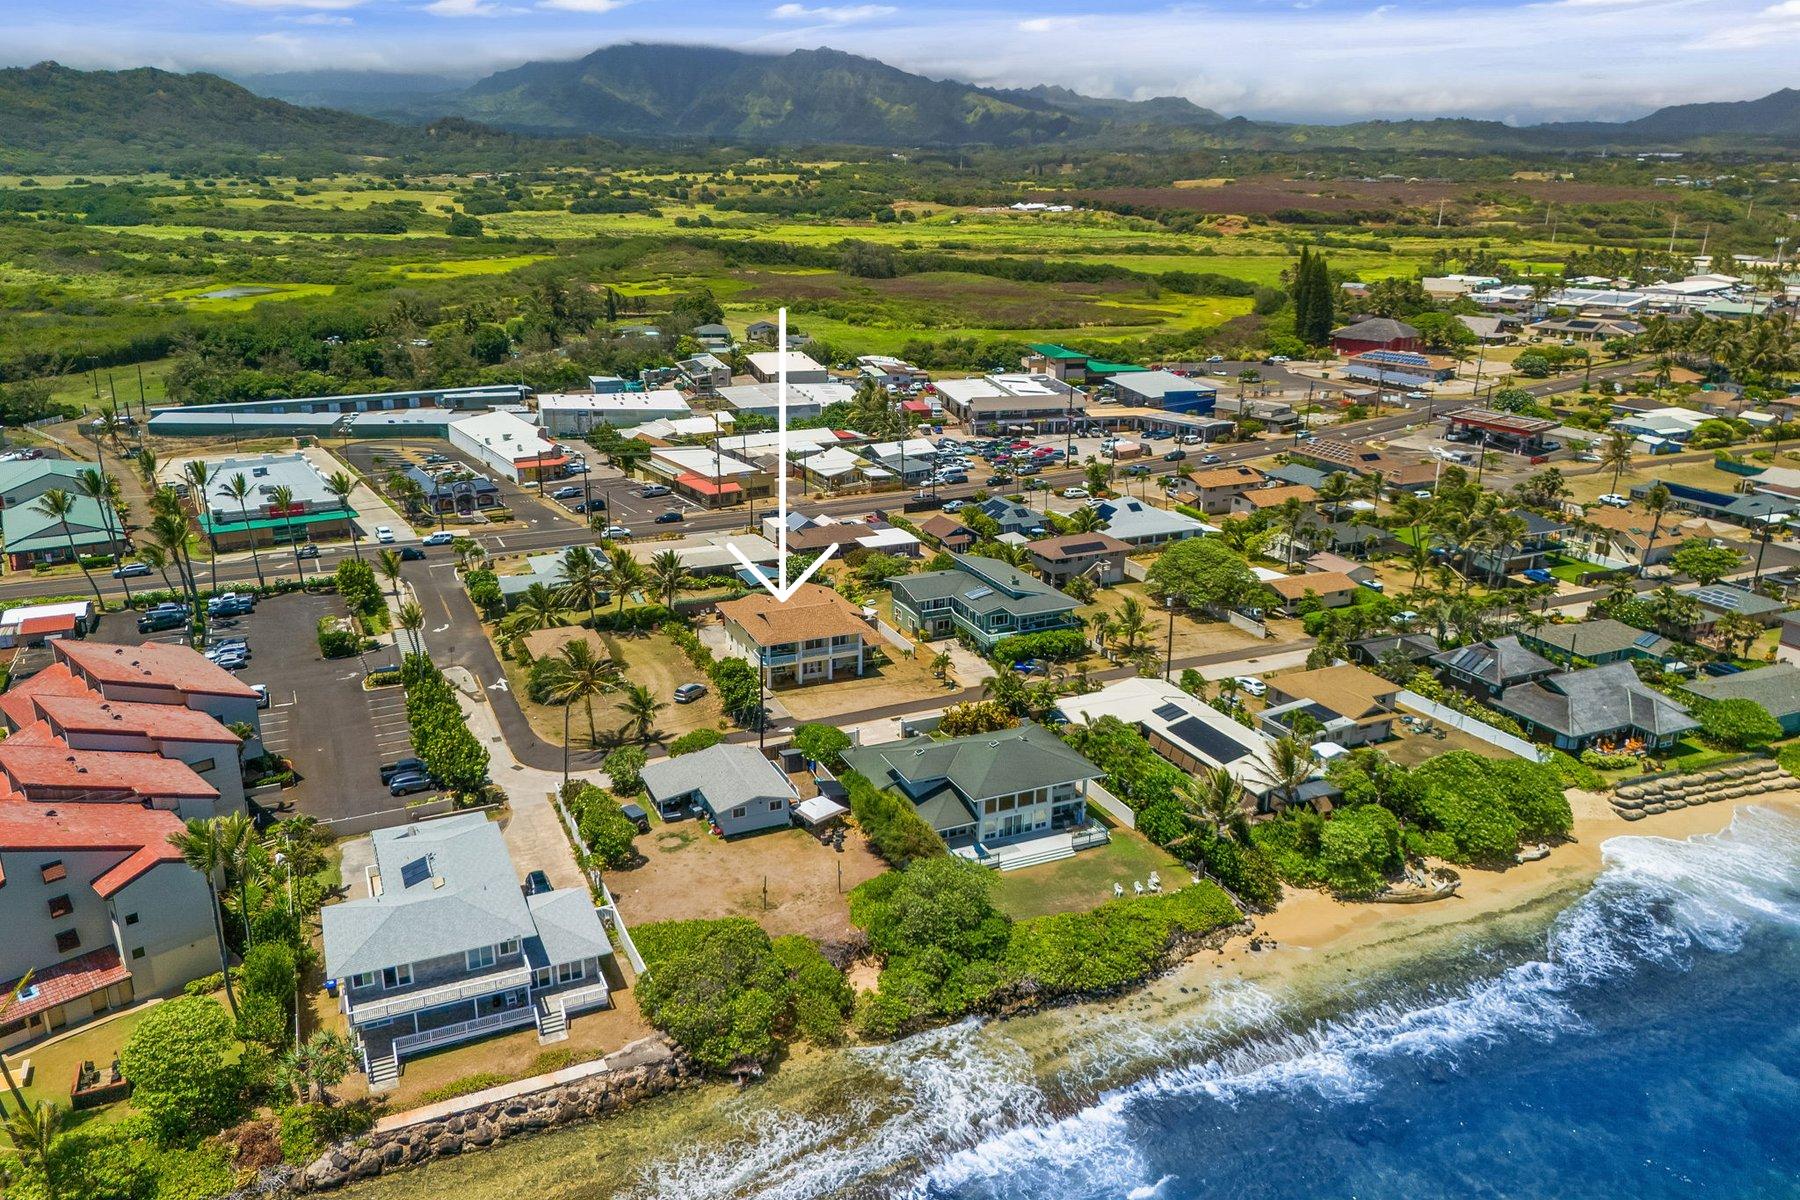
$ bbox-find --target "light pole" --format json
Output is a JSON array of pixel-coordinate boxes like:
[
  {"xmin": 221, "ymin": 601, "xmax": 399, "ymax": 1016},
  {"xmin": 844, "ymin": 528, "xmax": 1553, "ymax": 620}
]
[{"xmin": 1752, "ymin": 514, "xmax": 1782, "ymax": 586}]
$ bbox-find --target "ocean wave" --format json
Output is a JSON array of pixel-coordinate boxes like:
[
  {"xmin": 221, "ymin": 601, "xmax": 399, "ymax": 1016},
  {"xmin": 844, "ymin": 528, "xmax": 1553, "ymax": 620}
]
[{"xmin": 914, "ymin": 805, "xmax": 1800, "ymax": 1200}]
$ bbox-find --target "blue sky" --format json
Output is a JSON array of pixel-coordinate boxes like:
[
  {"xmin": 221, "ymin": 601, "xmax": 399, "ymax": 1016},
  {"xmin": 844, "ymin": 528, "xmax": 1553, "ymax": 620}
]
[{"xmin": 7, "ymin": 0, "xmax": 1798, "ymax": 122}]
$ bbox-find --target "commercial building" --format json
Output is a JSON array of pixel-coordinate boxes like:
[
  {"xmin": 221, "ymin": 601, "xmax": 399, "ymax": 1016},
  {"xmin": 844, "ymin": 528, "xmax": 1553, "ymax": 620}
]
[
  {"xmin": 1110, "ymin": 370, "xmax": 1218, "ymax": 415},
  {"xmin": 888, "ymin": 554, "xmax": 1081, "ymax": 651},
  {"xmin": 933, "ymin": 374, "xmax": 1085, "ymax": 434},
  {"xmin": 1442, "ymin": 409, "xmax": 1560, "ymax": 457},
  {"xmin": 0, "ymin": 460, "xmax": 95, "ymax": 512},
  {"xmin": 643, "ymin": 445, "xmax": 770, "ymax": 507},
  {"xmin": 842, "ymin": 722, "xmax": 1103, "ymax": 861},
  {"xmin": 716, "ymin": 382, "xmax": 851, "ymax": 422},
  {"xmin": 322, "ymin": 814, "xmax": 613, "ymax": 1086},
  {"xmin": 448, "ymin": 411, "xmax": 570, "ymax": 483},
  {"xmin": 193, "ymin": 452, "xmax": 355, "ymax": 550},
  {"xmin": 856, "ymin": 355, "xmax": 928, "ymax": 388},
  {"xmin": 145, "ymin": 386, "xmax": 528, "ymax": 438},
  {"xmin": 746, "ymin": 351, "xmax": 829, "ymax": 385},
  {"xmin": 678, "ymin": 354, "xmax": 732, "ymax": 394},
  {"xmin": 1343, "ymin": 350, "xmax": 1457, "ymax": 388},
  {"xmin": 717, "ymin": 583, "xmax": 880, "ymax": 686},
  {"xmin": 536, "ymin": 391, "xmax": 693, "ymax": 437},
  {"xmin": 2, "ymin": 492, "xmax": 125, "ymax": 571}
]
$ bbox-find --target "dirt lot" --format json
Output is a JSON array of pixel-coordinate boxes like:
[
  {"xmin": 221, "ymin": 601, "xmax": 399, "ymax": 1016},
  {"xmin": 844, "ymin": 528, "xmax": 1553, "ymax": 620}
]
[
  {"xmin": 1079, "ymin": 581, "xmax": 1302, "ymax": 661},
  {"xmin": 607, "ymin": 824, "xmax": 887, "ymax": 946},
  {"xmin": 1382, "ymin": 716, "xmax": 1516, "ymax": 766}
]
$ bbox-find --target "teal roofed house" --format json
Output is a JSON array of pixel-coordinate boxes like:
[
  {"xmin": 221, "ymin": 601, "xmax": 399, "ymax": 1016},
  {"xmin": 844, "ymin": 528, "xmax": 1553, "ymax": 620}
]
[
  {"xmin": 841, "ymin": 721, "xmax": 1104, "ymax": 866},
  {"xmin": 888, "ymin": 554, "xmax": 1081, "ymax": 651},
  {"xmin": 2, "ymin": 493, "xmax": 125, "ymax": 571}
]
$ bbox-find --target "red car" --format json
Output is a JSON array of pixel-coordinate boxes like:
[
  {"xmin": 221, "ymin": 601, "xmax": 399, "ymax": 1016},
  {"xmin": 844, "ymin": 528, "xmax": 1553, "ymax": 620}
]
[{"xmin": 1009, "ymin": 439, "xmax": 1032, "ymax": 450}]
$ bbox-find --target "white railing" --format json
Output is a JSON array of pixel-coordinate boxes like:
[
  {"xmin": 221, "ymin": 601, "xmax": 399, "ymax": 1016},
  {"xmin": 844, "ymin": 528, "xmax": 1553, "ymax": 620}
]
[
  {"xmin": 392, "ymin": 1007, "xmax": 535, "ymax": 1060},
  {"xmin": 551, "ymin": 980, "xmax": 612, "ymax": 1017},
  {"xmin": 347, "ymin": 965, "xmax": 533, "ymax": 1025}
]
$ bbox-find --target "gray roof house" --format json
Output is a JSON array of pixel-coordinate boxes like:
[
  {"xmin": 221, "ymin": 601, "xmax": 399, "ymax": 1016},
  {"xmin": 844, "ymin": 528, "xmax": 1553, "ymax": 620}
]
[
  {"xmin": 321, "ymin": 814, "xmax": 612, "ymax": 1085},
  {"xmin": 1429, "ymin": 636, "xmax": 1559, "ymax": 699},
  {"xmin": 1679, "ymin": 584, "xmax": 1788, "ymax": 630},
  {"xmin": 1095, "ymin": 498, "xmax": 1211, "ymax": 547},
  {"xmin": 1494, "ymin": 661, "xmax": 1698, "ymax": 752},
  {"xmin": 888, "ymin": 554, "xmax": 1081, "ymax": 652},
  {"xmin": 841, "ymin": 722, "xmax": 1103, "ymax": 865},
  {"xmin": 1518, "ymin": 619, "xmax": 1678, "ymax": 666},
  {"xmin": 977, "ymin": 498, "xmax": 1047, "ymax": 538},
  {"xmin": 1685, "ymin": 662, "xmax": 1800, "ymax": 735},
  {"xmin": 639, "ymin": 743, "xmax": 796, "ymax": 837}
]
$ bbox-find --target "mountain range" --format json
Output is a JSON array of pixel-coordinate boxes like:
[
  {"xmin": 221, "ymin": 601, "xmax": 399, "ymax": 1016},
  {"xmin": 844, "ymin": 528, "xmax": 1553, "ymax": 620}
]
[{"xmin": 2, "ymin": 46, "xmax": 1797, "ymax": 174}]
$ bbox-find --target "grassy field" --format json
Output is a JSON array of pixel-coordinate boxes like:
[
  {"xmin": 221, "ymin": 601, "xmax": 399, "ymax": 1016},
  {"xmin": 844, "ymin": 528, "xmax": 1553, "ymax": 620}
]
[{"xmin": 989, "ymin": 823, "xmax": 1186, "ymax": 919}]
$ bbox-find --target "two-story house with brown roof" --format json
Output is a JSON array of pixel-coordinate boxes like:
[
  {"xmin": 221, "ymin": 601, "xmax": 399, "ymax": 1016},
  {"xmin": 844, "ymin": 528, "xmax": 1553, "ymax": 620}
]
[{"xmin": 717, "ymin": 584, "xmax": 881, "ymax": 686}]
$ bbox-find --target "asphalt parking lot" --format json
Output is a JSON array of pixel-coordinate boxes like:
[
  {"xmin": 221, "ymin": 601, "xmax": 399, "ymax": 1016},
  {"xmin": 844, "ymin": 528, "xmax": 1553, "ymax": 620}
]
[{"xmin": 106, "ymin": 593, "xmax": 419, "ymax": 826}]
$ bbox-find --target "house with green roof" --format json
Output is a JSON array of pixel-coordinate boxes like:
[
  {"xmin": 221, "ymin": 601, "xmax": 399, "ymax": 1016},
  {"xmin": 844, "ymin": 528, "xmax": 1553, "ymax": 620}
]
[
  {"xmin": 1685, "ymin": 663, "xmax": 1800, "ymax": 736},
  {"xmin": 841, "ymin": 721, "xmax": 1103, "ymax": 861},
  {"xmin": 888, "ymin": 554, "xmax": 1080, "ymax": 651},
  {"xmin": 0, "ymin": 459, "xmax": 92, "ymax": 512},
  {"xmin": 2, "ymin": 493, "xmax": 125, "ymax": 571}
]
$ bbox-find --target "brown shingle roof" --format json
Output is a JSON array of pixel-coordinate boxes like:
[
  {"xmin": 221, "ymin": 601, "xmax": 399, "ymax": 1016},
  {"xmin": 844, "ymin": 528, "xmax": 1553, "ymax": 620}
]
[
  {"xmin": 1186, "ymin": 465, "xmax": 1265, "ymax": 490},
  {"xmin": 1266, "ymin": 571, "xmax": 1359, "ymax": 600},
  {"xmin": 1027, "ymin": 532, "xmax": 1130, "ymax": 561},
  {"xmin": 1266, "ymin": 664, "xmax": 1397, "ymax": 720},
  {"xmin": 1239, "ymin": 484, "xmax": 1318, "ymax": 509},
  {"xmin": 717, "ymin": 584, "xmax": 879, "ymax": 648}
]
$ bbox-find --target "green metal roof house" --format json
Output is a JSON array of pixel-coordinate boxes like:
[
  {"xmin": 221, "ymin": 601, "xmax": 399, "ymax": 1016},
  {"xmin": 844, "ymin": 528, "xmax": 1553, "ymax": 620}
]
[
  {"xmin": 2, "ymin": 494, "xmax": 125, "ymax": 570},
  {"xmin": 888, "ymin": 554, "xmax": 1080, "ymax": 651}
]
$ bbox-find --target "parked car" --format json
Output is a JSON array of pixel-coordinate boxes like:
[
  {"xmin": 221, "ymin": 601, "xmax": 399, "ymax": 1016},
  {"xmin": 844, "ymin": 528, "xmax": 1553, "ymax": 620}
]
[
  {"xmin": 1359, "ymin": 577, "xmax": 1385, "ymax": 592},
  {"xmin": 1200, "ymin": 453, "xmax": 1223, "ymax": 464},
  {"xmin": 943, "ymin": 499, "xmax": 967, "ymax": 513},
  {"xmin": 399, "ymin": 546, "xmax": 426, "ymax": 561},
  {"xmin": 138, "ymin": 609, "xmax": 187, "ymax": 634},
  {"xmin": 1522, "ymin": 568, "xmax": 1555, "ymax": 585},
  {"xmin": 380, "ymin": 757, "xmax": 426, "ymax": 783},
  {"xmin": 252, "ymin": 683, "xmax": 270, "ymax": 709},
  {"xmin": 1012, "ymin": 658, "xmax": 1048, "ymax": 676},
  {"xmin": 1176, "ymin": 434, "xmax": 1202, "ymax": 445},
  {"xmin": 673, "ymin": 682, "xmax": 708, "ymax": 704},
  {"xmin": 388, "ymin": 772, "xmax": 435, "ymax": 797},
  {"xmin": 619, "ymin": 802, "xmax": 651, "ymax": 834},
  {"xmin": 1597, "ymin": 493, "xmax": 1630, "ymax": 508},
  {"xmin": 602, "ymin": 525, "xmax": 632, "ymax": 539},
  {"xmin": 1390, "ymin": 610, "xmax": 1421, "ymax": 626},
  {"xmin": 424, "ymin": 453, "xmax": 449, "ymax": 465},
  {"xmin": 1232, "ymin": 675, "xmax": 1267, "ymax": 697},
  {"xmin": 1702, "ymin": 662, "xmax": 1746, "ymax": 677},
  {"xmin": 209, "ymin": 651, "xmax": 248, "ymax": 672},
  {"xmin": 1060, "ymin": 486, "xmax": 1090, "ymax": 500},
  {"xmin": 1015, "ymin": 463, "xmax": 1041, "ymax": 476},
  {"xmin": 1122, "ymin": 464, "xmax": 1152, "ymax": 476},
  {"xmin": 654, "ymin": 509, "xmax": 684, "ymax": 524},
  {"xmin": 986, "ymin": 473, "xmax": 1013, "ymax": 487},
  {"xmin": 375, "ymin": 526, "xmax": 395, "ymax": 543},
  {"xmin": 297, "ymin": 543, "xmax": 321, "ymax": 559},
  {"xmin": 551, "ymin": 485, "xmax": 583, "ymax": 500},
  {"xmin": 640, "ymin": 484, "xmax": 672, "ymax": 498},
  {"xmin": 422, "ymin": 530, "xmax": 455, "ymax": 546},
  {"xmin": 111, "ymin": 562, "xmax": 152, "ymax": 579},
  {"xmin": 523, "ymin": 870, "xmax": 552, "ymax": 897}
]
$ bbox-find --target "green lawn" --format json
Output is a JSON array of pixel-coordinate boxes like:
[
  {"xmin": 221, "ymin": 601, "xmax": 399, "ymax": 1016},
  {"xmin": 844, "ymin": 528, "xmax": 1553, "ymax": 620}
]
[
  {"xmin": 1544, "ymin": 552, "xmax": 1592, "ymax": 583},
  {"xmin": 990, "ymin": 821, "xmax": 1185, "ymax": 920},
  {"xmin": 6, "ymin": 1004, "xmax": 156, "ymax": 1126}
]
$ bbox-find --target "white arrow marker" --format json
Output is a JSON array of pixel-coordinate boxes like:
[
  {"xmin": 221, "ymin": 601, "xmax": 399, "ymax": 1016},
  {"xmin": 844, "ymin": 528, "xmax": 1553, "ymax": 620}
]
[{"xmin": 728, "ymin": 307, "xmax": 837, "ymax": 602}]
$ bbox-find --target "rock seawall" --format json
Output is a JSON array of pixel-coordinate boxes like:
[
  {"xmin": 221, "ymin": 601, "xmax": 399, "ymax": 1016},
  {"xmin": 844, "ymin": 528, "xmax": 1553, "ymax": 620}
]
[{"xmin": 225, "ymin": 1037, "xmax": 696, "ymax": 1197}]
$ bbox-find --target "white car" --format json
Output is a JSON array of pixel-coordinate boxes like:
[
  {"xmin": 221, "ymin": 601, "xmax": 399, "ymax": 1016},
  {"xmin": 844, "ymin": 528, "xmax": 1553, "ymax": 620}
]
[
  {"xmin": 943, "ymin": 499, "xmax": 966, "ymax": 513},
  {"xmin": 1597, "ymin": 493, "xmax": 1630, "ymax": 508},
  {"xmin": 1391, "ymin": 610, "xmax": 1422, "ymax": 626},
  {"xmin": 602, "ymin": 525, "xmax": 632, "ymax": 539},
  {"xmin": 1061, "ymin": 486, "xmax": 1090, "ymax": 500},
  {"xmin": 422, "ymin": 530, "xmax": 455, "ymax": 546},
  {"xmin": 375, "ymin": 526, "xmax": 395, "ymax": 543},
  {"xmin": 1233, "ymin": 675, "xmax": 1267, "ymax": 697}
]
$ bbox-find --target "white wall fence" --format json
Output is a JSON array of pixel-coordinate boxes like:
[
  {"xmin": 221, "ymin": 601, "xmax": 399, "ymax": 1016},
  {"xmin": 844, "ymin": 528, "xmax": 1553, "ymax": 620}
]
[
  {"xmin": 599, "ymin": 881, "xmax": 646, "ymax": 975},
  {"xmin": 1086, "ymin": 779, "xmax": 1137, "ymax": 830},
  {"xmin": 1396, "ymin": 690, "xmax": 1548, "ymax": 763},
  {"xmin": 318, "ymin": 796, "xmax": 468, "ymax": 838}
]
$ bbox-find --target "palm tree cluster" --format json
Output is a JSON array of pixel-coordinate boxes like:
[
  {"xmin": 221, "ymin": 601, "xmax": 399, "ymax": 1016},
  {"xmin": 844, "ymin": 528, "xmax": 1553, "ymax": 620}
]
[{"xmin": 1638, "ymin": 311, "xmax": 1799, "ymax": 383}]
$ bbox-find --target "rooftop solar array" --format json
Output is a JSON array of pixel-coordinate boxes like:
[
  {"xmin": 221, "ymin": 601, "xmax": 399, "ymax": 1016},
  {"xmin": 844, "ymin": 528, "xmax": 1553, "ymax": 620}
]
[
  {"xmin": 1164, "ymin": 716, "xmax": 1255, "ymax": 765},
  {"xmin": 399, "ymin": 857, "xmax": 431, "ymax": 889}
]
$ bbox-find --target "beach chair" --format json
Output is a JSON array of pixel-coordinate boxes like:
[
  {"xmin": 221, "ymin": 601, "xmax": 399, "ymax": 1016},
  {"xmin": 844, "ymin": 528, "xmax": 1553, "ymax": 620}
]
[
  {"xmin": 1133, "ymin": 880, "xmax": 1145, "ymax": 896},
  {"xmin": 1113, "ymin": 882, "xmax": 1125, "ymax": 899}
]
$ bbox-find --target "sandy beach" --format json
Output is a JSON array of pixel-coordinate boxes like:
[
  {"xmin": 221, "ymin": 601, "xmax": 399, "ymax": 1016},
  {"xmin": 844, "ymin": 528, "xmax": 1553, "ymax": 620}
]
[{"xmin": 1172, "ymin": 787, "xmax": 1800, "ymax": 1000}]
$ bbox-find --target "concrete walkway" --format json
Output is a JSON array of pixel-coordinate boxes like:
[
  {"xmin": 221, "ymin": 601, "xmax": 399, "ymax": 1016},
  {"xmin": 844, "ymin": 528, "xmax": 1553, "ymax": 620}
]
[
  {"xmin": 371, "ymin": 1036, "xmax": 675, "ymax": 1134},
  {"xmin": 301, "ymin": 444, "xmax": 419, "ymax": 543}
]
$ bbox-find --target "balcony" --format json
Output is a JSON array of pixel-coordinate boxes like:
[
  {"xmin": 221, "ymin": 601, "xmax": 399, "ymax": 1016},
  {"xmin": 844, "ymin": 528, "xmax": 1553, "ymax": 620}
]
[{"xmin": 345, "ymin": 965, "xmax": 533, "ymax": 1025}]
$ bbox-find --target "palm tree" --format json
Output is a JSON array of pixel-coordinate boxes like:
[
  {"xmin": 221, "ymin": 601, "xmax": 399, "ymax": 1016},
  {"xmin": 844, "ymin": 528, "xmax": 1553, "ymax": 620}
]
[
  {"xmin": 603, "ymin": 546, "xmax": 646, "ymax": 620},
  {"xmin": 1254, "ymin": 737, "xmax": 1316, "ymax": 813},
  {"xmin": 1, "ymin": 1098, "xmax": 64, "ymax": 1198},
  {"xmin": 216, "ymin": 811, "xmax": 260, "ymax": 953},
  {"xmin": 149, "ymin": 510, "xmax": 202, "ymax": 620},
  {"xmin": 1067, "ymin": 505, "xmax": 1105, "ymax": 533},
  {"xmin": 1601, "ymin": 429, "xmax": 1633, "ymax": 496},
  {"xmin": 1180, "ymin": 766, "xmax": 1245, "ymax": 839},
  {"xmin": 1114, "ymin": 596, "xmax": 1149, "ymax": 652},
  {"xmin": 74, "ymin": 466, "xmax": 131, "ymax": 598},
  {"xmin": 505, "ymin": 583, "xmax": 572, "ymax": 645},
  {"xmin": 166, "ymin": 818, "xmax": 240, "ymax": 1019},
  {"xmin": 375, "ymin": 548, "xmax": 406, "ymax": 658},
  {"xmin": 182, "ymin": 460, "xmax": 221, "ymax": 591},
  {"xmin": 982, "ymin": 665, "xmax": 1029, "ymax": 714},
  {"xmin": 137, "ymin": 542, "xmax": 174, "ymax": 596},
  {"xmin": 1713, "ymin": 611, "xmax": 1762, "ymax": 659},
  {"xmin": 30, "ymin": 489, "xmax": 104, "ymax": 605},
  {"xmin": 325, "ymin": 471, "xmax": 361, "ymax": 561},
  {"xmin": 0, "ymin": 972, "xmax": 35, "ymax": 1114},
  {"xmin": 1317, "ymin": 471, "xmax": 1354, "ymax": 524},
  {"xmin": 555, "ymin": 546, "xmax": 606, "ymax": 620},
  {"xmin": 216, "ymin": 473, "xmax": 267, "ymax": 588},
  {"xmin": 619, "ymin": 683, "xmax": 664, "ymax": 744},
  {"xmin": 452, "ymin": 536, "xmax": 482, "ymax": 569},
  {"xmin": 545, "ymin": 638, "xmax": 620, "ymax": 755},
  {"xmin": 646, "ymin": 550, "xmax": 690, "ymax": 612},
  {"xmin": 1639, "ymin": 482, "xmax": 1671, "ymax": 578},
  {"xmin": 269, "ymin": 484, "xmax": 307, "ymax": 579},
  {"xmin": 930, "ymin": 649, "xmax": 954, "ymax": 682},
  {"xmin": 398, "ymin": 601, "xmax": 426, "ymax": 659}
]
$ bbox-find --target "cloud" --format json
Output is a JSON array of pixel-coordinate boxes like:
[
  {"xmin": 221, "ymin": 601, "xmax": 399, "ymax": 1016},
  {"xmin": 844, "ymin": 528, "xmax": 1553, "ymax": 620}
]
[
  {"xmin": 290, "ymin": 13, "xmax": 356, "ymax": 23},
  {"xmin": 771, "ymin": 3, "xmax": 897, "ymax": 23},
  {"xmin": 222, "ymin": 0, "xmax": 364, "ymax": 8},
  {"xmin": 423, "ymin": 0, "xmax": 507, "ymax": 14},
  {"xmin": 537, "ymin": 0, "xmax": 628, "ymax": 10},
  {"xmin": 1017, "ymin": 16, "xmax": 1082, "ymax": 31}
]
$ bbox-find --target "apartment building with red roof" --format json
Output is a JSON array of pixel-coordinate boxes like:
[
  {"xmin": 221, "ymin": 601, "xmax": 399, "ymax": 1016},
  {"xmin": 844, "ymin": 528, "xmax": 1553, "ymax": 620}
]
[
  {"xmin": 54, "ymin": 639, "xmax": 262, "ymax": 732},
  {"xmin": 0, "ymin": 798, "xmax": 215, "ymax": 1051}
]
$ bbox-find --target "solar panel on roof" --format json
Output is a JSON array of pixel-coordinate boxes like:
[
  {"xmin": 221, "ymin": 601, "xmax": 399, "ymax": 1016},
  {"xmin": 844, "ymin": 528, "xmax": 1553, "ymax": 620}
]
[
  {"xmin": 399, "ymin": 857, "xmax": 431, "ymax": 889},
  {"xmin": 1633, "ymin": 632, "xmax": 1660, "ymax": 648},
  {"xmin": 963, "ymin": 586, "xmax": 994, "ymax": 600},
  {"xmin": 1151, "ymin": 702, "xmax": 1188, "ymax": 721},
  {"xmin": 1164, "ymin": 716, "xmax": 1254, "ymax": 765}
]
